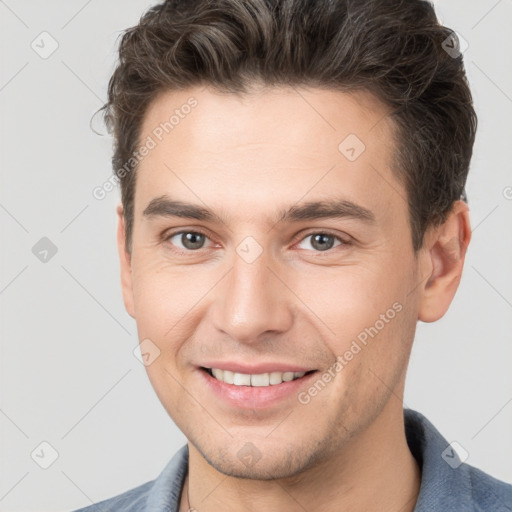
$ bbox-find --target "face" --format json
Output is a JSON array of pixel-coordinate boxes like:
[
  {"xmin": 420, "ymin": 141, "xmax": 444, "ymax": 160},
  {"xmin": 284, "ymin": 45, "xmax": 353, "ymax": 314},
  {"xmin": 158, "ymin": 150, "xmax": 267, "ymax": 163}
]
[{"xmin": 119, "ymin": 85, "xmax": 429, "ymax": 479}]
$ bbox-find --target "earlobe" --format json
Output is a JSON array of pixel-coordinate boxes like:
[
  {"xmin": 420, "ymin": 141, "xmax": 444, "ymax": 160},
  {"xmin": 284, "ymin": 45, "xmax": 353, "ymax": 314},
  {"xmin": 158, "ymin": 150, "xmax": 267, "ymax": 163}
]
[
  {"xmin": 417, "ymin": 200, "xmax": 472, "ymax": 323},
  {"xmin": 116, "ymin": 204, "xmax": 136, "ymax": 319}
]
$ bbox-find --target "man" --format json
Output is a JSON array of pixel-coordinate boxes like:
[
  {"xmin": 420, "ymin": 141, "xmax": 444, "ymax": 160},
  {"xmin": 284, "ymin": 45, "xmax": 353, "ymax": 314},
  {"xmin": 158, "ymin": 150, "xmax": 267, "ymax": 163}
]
[{"xmin": 75, "ymin": 0, "xmax": 512, "ymax": 510}]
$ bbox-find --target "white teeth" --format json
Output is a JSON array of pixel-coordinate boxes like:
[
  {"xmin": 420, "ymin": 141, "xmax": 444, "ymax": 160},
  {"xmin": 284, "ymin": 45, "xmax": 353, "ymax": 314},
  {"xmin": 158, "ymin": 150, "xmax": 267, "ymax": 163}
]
[
  {"xmin": 233, "ymin": 372, "xmax": 251, "ymax": 386},
  {"xmin": 223, "ymin": 370, "xmax": 234, "ymax": 384},
  {"xmin": 251, "ymin": 373, "xmax": 269, "ymax": 387},
  {"xmin": 212, "ymin": 368, "xmax": 224, "ymax": 380},
  {"xmin": 208, "ymin": 368, "xmax": 309, "ymax": 386},
  {"xmin": 269, "ymin": 371, "xmax": 283, "ymax": 385}
]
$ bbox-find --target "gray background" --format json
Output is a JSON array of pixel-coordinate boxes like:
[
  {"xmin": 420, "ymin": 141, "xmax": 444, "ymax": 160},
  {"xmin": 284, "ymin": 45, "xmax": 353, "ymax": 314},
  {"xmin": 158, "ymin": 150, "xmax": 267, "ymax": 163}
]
[{"xmin": 1, "ymin": 1, "xmax": 511, "ymax": 511}]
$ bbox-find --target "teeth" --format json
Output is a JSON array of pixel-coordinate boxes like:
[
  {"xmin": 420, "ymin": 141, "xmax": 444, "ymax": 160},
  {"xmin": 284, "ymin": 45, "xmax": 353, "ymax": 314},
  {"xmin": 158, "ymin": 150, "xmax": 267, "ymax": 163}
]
[
  {"xmin": 223, "ymin": 370, "xmax": 234, "ymax": 384},
  {"xmin": 251, "ymin": 373, "xmax": 269, "ymax": 387},
  {"xmin": 269, "ymin": 371, "xmax": 284, "ymax": 385},
  {"xmin": 208, "ymin": 368, "xmax": 308, "ymax": 386},
  {"xmin": 282, "ymin": 372, "xmax": 295, "ymax": 382},
  {"xmin": 233, "ymin": 372, "xmax": 251, "ymax": 386},
  {"xmin": 211, "ymin": 368, "xmax": 223, "ymax": 380}
]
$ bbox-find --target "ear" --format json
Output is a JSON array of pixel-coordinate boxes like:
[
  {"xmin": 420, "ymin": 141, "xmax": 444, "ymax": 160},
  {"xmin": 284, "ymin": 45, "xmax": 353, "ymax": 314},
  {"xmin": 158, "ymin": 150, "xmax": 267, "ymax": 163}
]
[
  {"xmin": 417, "ymin": 200, "xmax": 472, "ymax": 323},
  {"xmin": 116, "ymin": 204, "xmax": 135, "ymax": 319}
]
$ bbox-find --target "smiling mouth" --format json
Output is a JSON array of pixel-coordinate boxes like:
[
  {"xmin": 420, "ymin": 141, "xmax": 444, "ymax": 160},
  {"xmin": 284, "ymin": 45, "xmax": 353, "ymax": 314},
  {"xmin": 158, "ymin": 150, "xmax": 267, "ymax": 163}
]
[{"xmin": 201, "ymin": 367, "xmax": 317, "ymax": 387}]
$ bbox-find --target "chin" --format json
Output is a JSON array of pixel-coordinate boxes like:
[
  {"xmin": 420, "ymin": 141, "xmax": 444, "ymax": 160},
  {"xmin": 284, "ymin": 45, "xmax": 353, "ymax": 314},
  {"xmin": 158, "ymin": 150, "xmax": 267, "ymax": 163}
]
[{"xmin": 193, "ymin": 437, "xmax": 325, "ymax": 481}]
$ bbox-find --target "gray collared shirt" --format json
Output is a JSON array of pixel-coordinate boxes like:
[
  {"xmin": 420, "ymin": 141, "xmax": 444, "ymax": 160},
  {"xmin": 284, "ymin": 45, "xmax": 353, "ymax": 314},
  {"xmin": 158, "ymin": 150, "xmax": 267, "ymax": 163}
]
[{"xmin": 72, "ymin": 409, "xmax": 512, "ymax": 511}]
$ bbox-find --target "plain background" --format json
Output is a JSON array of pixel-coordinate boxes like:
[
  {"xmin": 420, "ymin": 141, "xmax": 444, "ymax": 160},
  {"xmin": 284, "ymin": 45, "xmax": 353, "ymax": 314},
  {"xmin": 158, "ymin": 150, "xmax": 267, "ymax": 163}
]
[{"xmin": 1, "ymin": 1, "xmax": 511, "ymax": 511}]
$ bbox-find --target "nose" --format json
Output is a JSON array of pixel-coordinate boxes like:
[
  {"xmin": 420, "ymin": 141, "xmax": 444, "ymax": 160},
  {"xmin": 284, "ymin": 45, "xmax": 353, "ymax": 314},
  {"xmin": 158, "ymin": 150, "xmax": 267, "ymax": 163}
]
[{"xmin": 210, "ymin": 246, "xmax": 294, "ymax": 344}]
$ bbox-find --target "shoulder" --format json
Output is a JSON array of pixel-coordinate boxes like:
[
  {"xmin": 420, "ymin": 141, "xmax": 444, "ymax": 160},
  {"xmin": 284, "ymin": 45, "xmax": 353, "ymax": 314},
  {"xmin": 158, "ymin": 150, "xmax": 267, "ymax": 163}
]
[
  {"xmin": 466, "ymin": 463, "xmax": 512, "ymax": 511},
  {"xmin": 70, "ymin": 479, "xmax": 154, "ymax": 512},
  {"xmin": 404, "ymin": 409, "xmax": 512, "ymax": 511},
  {"xmin": 69, "ymin": 445, "xmax": 189, "ymax": 512}
]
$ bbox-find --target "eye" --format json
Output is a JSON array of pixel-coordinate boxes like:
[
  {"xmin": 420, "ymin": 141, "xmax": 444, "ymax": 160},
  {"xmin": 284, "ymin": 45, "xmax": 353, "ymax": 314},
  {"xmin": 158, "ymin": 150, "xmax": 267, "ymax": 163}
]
[
  {"xmin": 163, "ymin": 229, "xmax": 350, "ymax": 254},
  {"xmin": 166, "ymin": 230, "xmax": 213, "ymax": 251},
  {"xmin": 296, "ymin": 232, "xmax": 347, "ymax": 252}
]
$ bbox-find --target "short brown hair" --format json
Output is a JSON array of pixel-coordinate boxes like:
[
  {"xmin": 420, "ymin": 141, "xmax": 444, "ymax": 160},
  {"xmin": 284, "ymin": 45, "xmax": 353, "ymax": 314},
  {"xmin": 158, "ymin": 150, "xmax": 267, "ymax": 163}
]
[{"xmin": 102, "ymin": 0, "xmax": 477, "ymax": 253}]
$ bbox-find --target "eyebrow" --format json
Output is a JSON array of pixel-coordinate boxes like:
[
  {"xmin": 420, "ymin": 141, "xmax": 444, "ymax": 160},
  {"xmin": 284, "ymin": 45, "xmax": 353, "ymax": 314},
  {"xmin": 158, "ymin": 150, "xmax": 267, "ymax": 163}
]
[{"xmin": 142, "ymin": 195, "xmax": 376, "ymax": 226}]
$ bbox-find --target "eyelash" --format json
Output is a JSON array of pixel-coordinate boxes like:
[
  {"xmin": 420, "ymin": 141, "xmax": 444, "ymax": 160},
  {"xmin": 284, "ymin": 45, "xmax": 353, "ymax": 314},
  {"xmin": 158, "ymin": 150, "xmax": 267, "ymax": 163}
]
[{"xmin": 162, "ymin": 228, "xmax": 352, "ymax": 255}]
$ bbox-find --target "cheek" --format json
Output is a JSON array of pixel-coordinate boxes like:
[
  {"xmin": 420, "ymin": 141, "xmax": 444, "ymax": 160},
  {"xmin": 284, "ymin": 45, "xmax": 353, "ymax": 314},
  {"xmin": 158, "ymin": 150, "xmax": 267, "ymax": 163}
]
[
  {"xmin": 129, "ymin": 259, "xmax": 221, "ymax": 381},
  {"xmin": 290, "ymin": 261, "xmax": 403, "ymax": 336},
  {"xmin": 306, "ymin": 261, "xmax": 414, "ymax": 393},
  {"xmin": 342, "ymin": 297, "xmax": 414, "ymax": 396},
  {"xmin": 311, "ymin": 307, "xmax": 413, "ymax": 435},
  {"xmin": 130, "ymin": 257, "xmax": 208, "ymax": 333}
]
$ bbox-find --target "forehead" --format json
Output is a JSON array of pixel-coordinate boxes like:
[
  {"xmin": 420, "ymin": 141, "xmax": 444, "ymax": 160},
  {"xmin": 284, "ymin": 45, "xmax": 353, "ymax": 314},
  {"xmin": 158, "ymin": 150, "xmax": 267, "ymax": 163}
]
[
  {"xmin": 134, "ymin": 85, "xmax": 406, "ymax": 230},
  {"xmin": 141, "ymin": 85, "xmax": 393, "ymax": 157}
]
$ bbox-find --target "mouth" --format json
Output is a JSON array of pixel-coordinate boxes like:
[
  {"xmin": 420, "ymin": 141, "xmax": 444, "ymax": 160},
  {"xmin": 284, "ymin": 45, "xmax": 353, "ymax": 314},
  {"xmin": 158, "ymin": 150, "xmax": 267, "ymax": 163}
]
[
  {"xmin": 197, "ymin": 362, "xmax": 320, "ymax": 409},
  {"xmin": 200, "ymin": 367, "xmax": 317, "ymax": 387}
]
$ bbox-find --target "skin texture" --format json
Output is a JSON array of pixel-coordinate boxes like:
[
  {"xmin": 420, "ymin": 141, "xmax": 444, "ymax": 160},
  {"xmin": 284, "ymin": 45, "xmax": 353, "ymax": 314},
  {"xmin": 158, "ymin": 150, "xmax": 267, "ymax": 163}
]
[{"xmin": 116, "ymin": 85, "xmax": 471, "ymax": 512}]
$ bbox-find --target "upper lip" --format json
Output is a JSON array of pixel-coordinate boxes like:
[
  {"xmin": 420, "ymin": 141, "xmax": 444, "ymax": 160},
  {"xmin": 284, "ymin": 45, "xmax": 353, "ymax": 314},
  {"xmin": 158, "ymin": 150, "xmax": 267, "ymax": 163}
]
[{"xmin": 199, "ymin": 361, "xmax": 316, "ymax": 374}]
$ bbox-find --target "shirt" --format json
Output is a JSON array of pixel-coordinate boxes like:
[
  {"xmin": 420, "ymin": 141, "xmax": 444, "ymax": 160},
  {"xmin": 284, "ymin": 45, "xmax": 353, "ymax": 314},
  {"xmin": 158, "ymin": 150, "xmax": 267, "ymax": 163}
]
[{"xmin": 71, "ymin": 409, "xmax": 512, "ymax": 511}]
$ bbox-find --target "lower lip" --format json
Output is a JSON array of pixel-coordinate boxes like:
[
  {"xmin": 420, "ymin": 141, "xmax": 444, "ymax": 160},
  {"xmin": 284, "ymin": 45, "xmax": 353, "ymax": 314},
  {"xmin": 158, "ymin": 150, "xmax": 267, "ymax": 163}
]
[{"xmin": 199, "ymin": 368, "xmax": 318, "ymax": 410}]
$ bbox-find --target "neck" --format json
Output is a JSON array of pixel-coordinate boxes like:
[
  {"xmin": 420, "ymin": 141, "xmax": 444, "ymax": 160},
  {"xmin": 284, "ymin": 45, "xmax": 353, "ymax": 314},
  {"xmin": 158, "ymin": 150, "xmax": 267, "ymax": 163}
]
[{"xmin": 181, "ymin": 404, "xmax": 421, "ymax": 512}]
